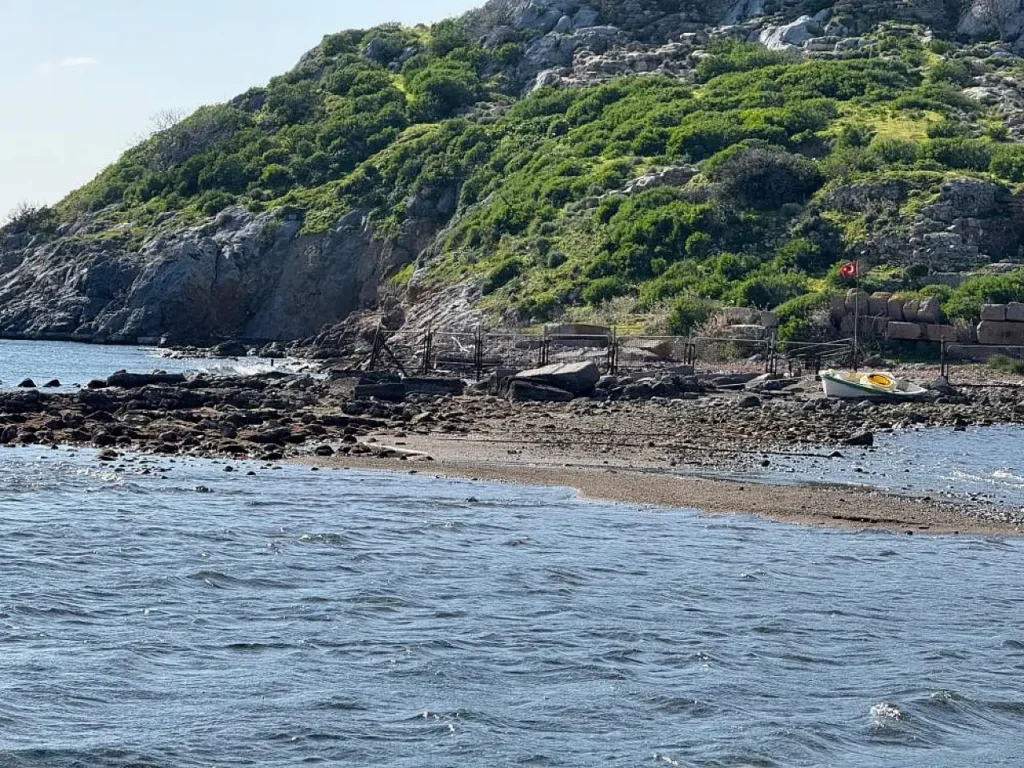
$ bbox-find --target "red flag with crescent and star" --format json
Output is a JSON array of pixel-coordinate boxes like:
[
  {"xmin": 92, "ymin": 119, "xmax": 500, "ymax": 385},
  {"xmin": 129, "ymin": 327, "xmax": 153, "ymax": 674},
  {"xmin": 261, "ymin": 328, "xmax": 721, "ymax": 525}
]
[{"xmin": 839, "ymin": 261, "xmax": 859, "ymax": 279}]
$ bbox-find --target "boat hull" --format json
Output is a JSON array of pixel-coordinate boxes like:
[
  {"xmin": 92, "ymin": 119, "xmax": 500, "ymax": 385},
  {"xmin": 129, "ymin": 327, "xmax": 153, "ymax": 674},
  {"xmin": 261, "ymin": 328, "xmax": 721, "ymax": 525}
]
[{"xmin": 820, "ymin": 370, "xmax": 928, "ymax": 400}]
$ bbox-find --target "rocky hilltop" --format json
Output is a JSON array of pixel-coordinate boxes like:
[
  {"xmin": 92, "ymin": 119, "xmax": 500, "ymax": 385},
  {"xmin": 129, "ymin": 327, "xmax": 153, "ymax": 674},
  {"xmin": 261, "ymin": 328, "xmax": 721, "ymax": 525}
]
[{"xmin": 6, "ymin": 0, "xmax": 1024, "ymax": 346}]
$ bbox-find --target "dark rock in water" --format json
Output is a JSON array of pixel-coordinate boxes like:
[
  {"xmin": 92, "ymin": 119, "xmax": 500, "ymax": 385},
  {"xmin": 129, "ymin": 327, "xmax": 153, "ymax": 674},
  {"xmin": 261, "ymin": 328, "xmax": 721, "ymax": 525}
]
[
  {"xmin": 314, "ymin": 445, "xmax": 335, "ymax": 457},
  {"xmin": 106, "ymin": 370, "xmax": 187, "ymax": 389},
  {"xmin": 17, "ymin": 379, "xmax": 35, "ymax": 388},
  {"xmin": 507, "ymin": 380, "xmax": 574, "ymax": 403},
  {"xmin": 92, "ymin": 432, "xmax": 117, "ymax": 447},
  {"xmin": 845, "ymin": 431, "xmax": 875, "ymax": 447},
  {"xmin": 247, "ymin": 427, "xmax": 293, "ymax": 445},
  {"xmin": 213, "ymin": 341, "xmax": 248, "ymax": 358},
  {"xmin": 87, "ymin": 379, "xmax": 108, "ymax": 389},
  {"xmin": 738, "ymin": 395, "xmax": 762, "ymax": 409},
  {"xmin": 98, "ymin": 449, "xmax": 119, "ymax": 462},
  {"xmin": 0, "ymin": 426, "xmax": 17, "ymax": 444},
  {"xmin": 43, "ymin": 379, "xmax": 61, "ymax": 388},
  {"xmin": 514, "ymin": 362, "xmax": 600, "ymax": 396}
]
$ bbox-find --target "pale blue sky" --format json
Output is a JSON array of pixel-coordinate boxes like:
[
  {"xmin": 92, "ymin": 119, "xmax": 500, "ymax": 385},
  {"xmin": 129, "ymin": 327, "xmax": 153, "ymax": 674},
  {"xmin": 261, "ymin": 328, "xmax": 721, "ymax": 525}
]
[{"xmin": 0, "ymin": 0, "xmax": 480, "ymax": 218}]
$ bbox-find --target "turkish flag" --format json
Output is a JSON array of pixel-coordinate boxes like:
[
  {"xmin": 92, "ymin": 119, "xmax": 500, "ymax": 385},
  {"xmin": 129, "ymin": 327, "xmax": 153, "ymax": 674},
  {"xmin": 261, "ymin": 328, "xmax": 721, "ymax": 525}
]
[{"xmin": 839, "ymin": 261, "xmax": 859, "ymax": 279}]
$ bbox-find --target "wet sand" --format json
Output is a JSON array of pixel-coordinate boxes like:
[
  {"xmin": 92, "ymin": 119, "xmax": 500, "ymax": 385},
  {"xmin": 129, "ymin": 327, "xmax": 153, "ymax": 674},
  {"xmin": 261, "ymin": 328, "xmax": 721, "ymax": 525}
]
[{"xmin": 305, "ymin": 432, "xmax": 1023, "ymax": 537}]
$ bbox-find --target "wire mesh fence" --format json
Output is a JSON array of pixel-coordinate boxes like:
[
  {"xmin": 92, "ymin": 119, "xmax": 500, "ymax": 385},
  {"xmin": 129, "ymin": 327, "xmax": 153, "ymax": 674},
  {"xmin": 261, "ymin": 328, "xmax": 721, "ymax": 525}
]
[{"xmin": 363, "ymin": 325, "xmax": 858, "ymax": 380}]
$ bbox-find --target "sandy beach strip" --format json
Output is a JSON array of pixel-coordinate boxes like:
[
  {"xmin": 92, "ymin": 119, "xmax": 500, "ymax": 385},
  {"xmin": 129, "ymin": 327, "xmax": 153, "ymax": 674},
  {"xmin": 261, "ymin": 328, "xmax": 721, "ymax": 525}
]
[{"xmin": 301, "ymin": 434, "xmax": 1023, "ymax": 537}]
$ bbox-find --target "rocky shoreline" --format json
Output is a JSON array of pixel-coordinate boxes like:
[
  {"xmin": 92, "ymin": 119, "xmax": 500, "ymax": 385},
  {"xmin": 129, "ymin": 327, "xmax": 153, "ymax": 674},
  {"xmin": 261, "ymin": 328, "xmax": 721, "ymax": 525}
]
[{"xmin": 1, "ymin": 362, "xmax": 1023, "ymax": 534}]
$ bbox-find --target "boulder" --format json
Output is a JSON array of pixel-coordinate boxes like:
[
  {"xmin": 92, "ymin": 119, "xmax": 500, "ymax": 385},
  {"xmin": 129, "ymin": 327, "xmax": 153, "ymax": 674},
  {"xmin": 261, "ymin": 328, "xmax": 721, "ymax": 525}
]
[
  {"xmin": 887, "ymin": 296, "xmax": 905, "ymax": 321},
  {"xmin": 868, "ymin": 292, "xmax": 892, "ymax": 317},
  {"xmin": 1007, "ymin": 302, "xmax": 1024, "ymax": 322},
  {"xmin": 507, "ymin": 380, "xmax": 574, "ymax": 403},
  {"xmin": 917, "ymin": 297, "xmax": 941, "ymax": 324},
  {"xmin": 902, "ymin": 298, "xmax": 921, "ymax": 322},
  {"xmin": 845, "ymin": 290, "xmax": 869, "ymax": 314},
  {"xmin": 720, "ymin": 307, "xmax": 760, "ymax": 326},
  {"xmin": 845, "ymin": 431, "xmax": 875, "ymax": 447},
  {"xmin": 353, "ymin": 382, "xmax": 406, "ymax": 402},
  {"xmin": 981, "ymin": 304, "xmax": 1008, "ymax": 322},
  {"xmin": 887, "ymin": 322, "xmax": 923, "ymax": 341},
  {"xmin": 978, "ymin": 320, "xmax": 1024, "ymax": 346},
  {"xmin": 514, "ymin": 361, "xmax": 600, "ymax": 396},
  {"xmin": 17, "ymin": 379, "xmax": 35, "ymax": 388},
  {"xmin": 213, "ymin": 341, "xmax": 247, "ymax": 358},
  {"xmin": 106, "ymin": 371, "xmax": 187, "ymax": 388},
  {"xmin": 43, "ymin": 379, "xmax": 61, "ymax": 388},
  {"xmin": 402, "ymin": 377, "xmax": 465, "ymax": 397},
  {"xmin": 759, "ymin": 15, "xmax": 822, "ymax": 50}
]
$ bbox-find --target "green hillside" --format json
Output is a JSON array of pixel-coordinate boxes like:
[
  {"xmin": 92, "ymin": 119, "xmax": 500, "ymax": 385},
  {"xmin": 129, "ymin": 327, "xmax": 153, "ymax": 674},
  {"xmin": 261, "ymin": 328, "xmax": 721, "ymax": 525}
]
[{"xmin": 32, "ymin": 17, "xmax": 1024, "ymax": 339}]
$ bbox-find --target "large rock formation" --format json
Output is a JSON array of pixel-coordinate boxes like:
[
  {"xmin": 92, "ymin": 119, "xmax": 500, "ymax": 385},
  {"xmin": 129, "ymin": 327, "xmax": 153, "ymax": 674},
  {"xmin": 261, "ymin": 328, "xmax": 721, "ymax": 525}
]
[{"xmin": 0, "ymin": 205, "xmax": 436, "ymax": 344}]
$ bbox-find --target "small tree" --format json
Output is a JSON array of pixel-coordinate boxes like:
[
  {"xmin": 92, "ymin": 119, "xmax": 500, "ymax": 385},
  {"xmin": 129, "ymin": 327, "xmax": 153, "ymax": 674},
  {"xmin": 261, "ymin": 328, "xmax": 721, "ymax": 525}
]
[{"xmin": 3, "ymin": 202, "xmax": 53, "ymax": 233}]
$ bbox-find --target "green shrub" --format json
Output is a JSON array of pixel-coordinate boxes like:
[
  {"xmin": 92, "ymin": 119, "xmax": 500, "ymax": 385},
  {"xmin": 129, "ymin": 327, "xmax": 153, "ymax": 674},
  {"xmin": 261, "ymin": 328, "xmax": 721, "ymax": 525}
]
[
  {"xmin": 944, "ymin": 272, "xmax": 1024, "ymax": 323},
  {"xmin": 583, "ymin": 276, "xmax": 630, "ymax": 305},
  {"xmin": 775, "ymin": 290, "xmax": 838, "ymax": 341},
  {"xmin": 990, "ymin": 145, "xmax": 1024, "ymax": 182},
  {"xmin": 482, "ymin": 259, "xmax": 524, "ymax": 294},
  {"xmin": 708, "ymin": 147, "xmax": 824, "ymax": 211},
  {"xmin": 920, "ymin": 139, "xmax": 993, "ymax": 171},
  {"xmin": 667, "ymin": 295, "xmax": 715, "ymax": 334},
  {"xmin": 871, "ymin": 137, "xmax": 919, "ymax": 165},
  {"xmin": 987, "ymin": 354, "xmax": 1024, "ymax": 375},
  {"xmin": 696, "ymin": 40, "xmax": 791, "ymax": 82}
]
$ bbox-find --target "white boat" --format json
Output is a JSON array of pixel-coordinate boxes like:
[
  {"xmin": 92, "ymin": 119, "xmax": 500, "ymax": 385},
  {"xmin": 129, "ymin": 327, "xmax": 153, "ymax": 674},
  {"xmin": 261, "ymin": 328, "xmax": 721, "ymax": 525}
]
[{"xmin": 820, "ymin": 369, "xmax": 928, "ymax": 400}]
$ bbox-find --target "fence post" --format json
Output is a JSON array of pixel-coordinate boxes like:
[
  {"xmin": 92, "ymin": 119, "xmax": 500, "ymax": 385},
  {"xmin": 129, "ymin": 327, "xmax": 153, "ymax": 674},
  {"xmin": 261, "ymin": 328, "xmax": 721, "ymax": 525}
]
[
  {"xmin": 540, "ymin": 327, "xmax": 549, "ymax": 367},
  {"xmin": 421, "ymin": 323, "xmax": 433, "ymax": 375},
  {"xmin": 368, "ymin": 321, "xmax": 383, "ymax": 372},
  {"xmin": 474, "ymin": 326, "xmax": 483, "ymax": 381},
  {"xmin": 609, "ymin": 327, "xmax": 618, "ymax": 375}
]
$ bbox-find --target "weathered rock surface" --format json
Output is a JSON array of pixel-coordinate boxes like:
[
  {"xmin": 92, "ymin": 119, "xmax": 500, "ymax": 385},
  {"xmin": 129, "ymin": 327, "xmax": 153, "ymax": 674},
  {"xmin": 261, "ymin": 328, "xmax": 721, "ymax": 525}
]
[
  {"xmin": 514, "ymin": 361, "xmax": 601, "ymax": 395},
  {"xmin": 0, "ymin": 204, "xmax": 441, "ymax": 344}
]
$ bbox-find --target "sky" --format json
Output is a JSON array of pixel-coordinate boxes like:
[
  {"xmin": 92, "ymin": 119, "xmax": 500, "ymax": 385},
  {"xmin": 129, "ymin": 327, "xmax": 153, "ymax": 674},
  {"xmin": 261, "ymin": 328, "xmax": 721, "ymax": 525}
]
[{"xmin": 0, "ymin": 0, "xmax": 480, "ymax": 219}]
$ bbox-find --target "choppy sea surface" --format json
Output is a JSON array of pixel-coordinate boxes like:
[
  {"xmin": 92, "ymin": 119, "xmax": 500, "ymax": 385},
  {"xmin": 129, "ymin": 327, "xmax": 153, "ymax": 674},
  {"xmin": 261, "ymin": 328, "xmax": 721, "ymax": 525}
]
[
  {"xmin": 725, "ymin": 425, "xmax": 1024, "ymax": 511},
  {"xmin": 0, "ymin": 446, "xmax": 1022, "ymax": 767},
  {"xmin": 0, "ymin": 340, "xmax": 300, "ymax": 391},
  {"xmin": 1, "ymin": 340, "xmax": 1023, "ymax": 766}
]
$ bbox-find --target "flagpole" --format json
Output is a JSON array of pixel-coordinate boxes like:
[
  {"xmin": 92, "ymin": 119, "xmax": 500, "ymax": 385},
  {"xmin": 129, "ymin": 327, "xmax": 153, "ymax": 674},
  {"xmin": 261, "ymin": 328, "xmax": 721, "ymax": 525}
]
[
  {"xmin": 853, "ymin": 277, "xmax": 859, "ymax": 372},
  {"xmin": 852, "ymin": 260, "xmax": 860, "ymax": 372}
]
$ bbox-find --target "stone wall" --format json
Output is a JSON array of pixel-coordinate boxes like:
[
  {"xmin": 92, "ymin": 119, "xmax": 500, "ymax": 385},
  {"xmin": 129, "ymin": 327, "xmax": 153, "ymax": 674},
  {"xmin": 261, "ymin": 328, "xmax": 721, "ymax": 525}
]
[{"xmin": 977, "ymin": 304, "xmax": 1024, "ymax": 345}]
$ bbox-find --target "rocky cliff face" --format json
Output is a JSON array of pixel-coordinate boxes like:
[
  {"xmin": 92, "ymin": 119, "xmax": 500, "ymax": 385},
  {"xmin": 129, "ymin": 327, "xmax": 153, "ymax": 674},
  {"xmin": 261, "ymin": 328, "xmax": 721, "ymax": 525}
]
[{"xmin": 0, "ymin": 205, "xmax": 436, "ymax": 344}]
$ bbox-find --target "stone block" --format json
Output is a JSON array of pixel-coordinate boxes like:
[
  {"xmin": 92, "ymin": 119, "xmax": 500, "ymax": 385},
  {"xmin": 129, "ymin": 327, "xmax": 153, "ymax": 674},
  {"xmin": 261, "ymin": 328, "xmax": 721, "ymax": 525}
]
[
  {"xmin": 845, "ymin": 290, "xmax": 869, "ymax": 313},
  {"xmin": 887, "ymin": 296, "xmax": 905, "ymax": 321},
  {"xmin": 515, "ymin": 361, "xmax": 600, "ymax": 395},
  {"xmin": 507, "ymin": 380, "xmax": 574, "ymax": 403},
  {"xmin": 720, "ymin": 307, "xmax": 760, "ymax": 326},
  {"xmin": 729, "ymin": 324, "xmax": 767, "ymax": 341},
  {"xmin": 978, "ymin": 320, "xmax": 1024, "ymax": 346},
  {"xmin": 887, "ymin": 322, "xmax": 923, "ymax": 341},
  {"xmin": 544, "ymin": 323, "xmax": 610, "ymax": 338},
  {"xmin": 868, "ymin": 292, "xmax": 893, "ymax": 317},
  {"xmin": 922, "ymin": 324, "xmax": 960, "ymax": 343},
  {"xmin": 902, "ymin": 298, "xmax": 920, "ymax": 322},
  {"xmin": 1007, "ymin": 302, "xmax": 1024, "ymax": 322},
  {"xmin": 981, "ymin": 304, "xmax": 1007, "ymax": 322},
  {"xmin": 917, "ymin": 297, "xmax": 941, "ymax": 324}
]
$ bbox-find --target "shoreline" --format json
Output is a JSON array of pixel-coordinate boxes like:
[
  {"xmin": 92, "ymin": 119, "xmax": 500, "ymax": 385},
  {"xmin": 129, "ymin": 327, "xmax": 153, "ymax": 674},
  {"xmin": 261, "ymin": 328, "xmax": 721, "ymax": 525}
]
[
  {"xmin": 298, "ymin": 436, "xmax": 1024, "ymax": 537},
  {"xmin": 1, "ymin": 364, "xmax": 1022, "ymax": 537}
]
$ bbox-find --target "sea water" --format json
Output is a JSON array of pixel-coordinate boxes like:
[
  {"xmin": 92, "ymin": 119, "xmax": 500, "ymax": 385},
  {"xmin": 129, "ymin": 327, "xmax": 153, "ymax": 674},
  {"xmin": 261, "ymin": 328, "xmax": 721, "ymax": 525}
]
[
  {"xmin": 0, "ymin": 447, "xmax": 1021, "ymax": 767},
  {"xmin": 0, "ymin": 341, "xmax": 1022, "ymax": 766},
  {"xmin": 0, "ymin": 340, "xmax": 303, "ymax": 391}
]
